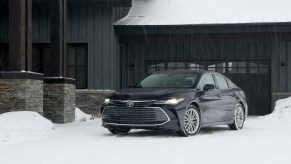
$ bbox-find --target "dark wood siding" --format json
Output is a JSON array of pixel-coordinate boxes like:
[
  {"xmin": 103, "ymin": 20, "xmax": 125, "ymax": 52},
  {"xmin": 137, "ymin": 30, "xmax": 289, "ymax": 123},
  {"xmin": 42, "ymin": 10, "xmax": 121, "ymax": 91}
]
[
  {"xmin": 31, "ymin": 2, "xmax": 130, "ymax": 89},
  {"xmin": 117, "ymin": 30, "xmax": 291, "ymax": 115},
  {"xmin": 0, "ymin": 2, "xmax": 8, "ymax": 43},
  {"xmin": 288, "ymin": 42, "xmax": 291, "ymax": 91},
  {"xmin": 67, "ymin": 4, "xmax": 130, "ymax": 89},
  {"xmin": 0, "ymin": 1, "xmax": 130, "ymax": 89},
  {"xmin": 122, "ymin": 42, "xmax": 269, "ymax": 84},
  {"xmin": 271, "ymin": 41, "xmax": 291, "ymax": 93},
  {"xmin": 32, "ymin": 4, "xmax": 50, "ymax": 42},
  {"xmin": 119, "ymin": 32, "xmax": 291, "ymax": 93}
]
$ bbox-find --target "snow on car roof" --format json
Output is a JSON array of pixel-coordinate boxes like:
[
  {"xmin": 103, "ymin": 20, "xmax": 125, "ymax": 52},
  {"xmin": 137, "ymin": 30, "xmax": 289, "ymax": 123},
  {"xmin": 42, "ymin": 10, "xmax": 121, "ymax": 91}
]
[{"xmin": 115, "ymin": 0, "xmax": 291, "ymax": 26}]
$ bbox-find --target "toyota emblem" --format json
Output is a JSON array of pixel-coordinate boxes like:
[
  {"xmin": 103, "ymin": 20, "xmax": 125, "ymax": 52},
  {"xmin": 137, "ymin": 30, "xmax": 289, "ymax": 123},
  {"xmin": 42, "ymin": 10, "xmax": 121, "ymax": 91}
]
[{"xmin": 127, "ymin": 101, "xmax": 134, "ymax": 107}]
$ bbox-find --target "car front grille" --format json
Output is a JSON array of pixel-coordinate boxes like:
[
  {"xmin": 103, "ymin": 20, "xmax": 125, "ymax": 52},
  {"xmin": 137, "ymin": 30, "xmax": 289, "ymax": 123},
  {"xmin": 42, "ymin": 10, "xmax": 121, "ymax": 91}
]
[
  {"xmin": 112, "ymin": 100, "xmax": 156, "ymax": 108},
  {"xmin": 102, "ymin": 106, "xmax": 170, "ymax": 126}
]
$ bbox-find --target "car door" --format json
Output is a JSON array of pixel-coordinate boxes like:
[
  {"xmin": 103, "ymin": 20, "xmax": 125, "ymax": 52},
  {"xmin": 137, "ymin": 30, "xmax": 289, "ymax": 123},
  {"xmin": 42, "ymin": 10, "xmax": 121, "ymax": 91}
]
[
  {"xmin": 213, "ymin": 74, "xmax": 236, "ymax": 121},
  {"xmin": 197, "ymin": 74, "xmax": 222, "ymax": 123},
  {"xmin": 224, "ymin": 78, "xmax": 240, "ymax": 120}
]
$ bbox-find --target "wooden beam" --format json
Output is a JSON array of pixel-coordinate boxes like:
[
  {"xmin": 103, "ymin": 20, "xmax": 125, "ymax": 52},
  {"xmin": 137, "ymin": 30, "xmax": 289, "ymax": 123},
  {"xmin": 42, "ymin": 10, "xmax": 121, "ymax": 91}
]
[
  {"xmin": 8, "ymin": 0, "xmax": 32, "ymax": 71},
  {"xmin": 9, "ymin": 0, "xmax": 25, "ymax": 71},
  {"xmin": 49, "ymin": 0, "xmax": 67, "ymax": 77},
  {"xmin": 25, "ymin": 0, "xmax": 32, "ymax": 71}
]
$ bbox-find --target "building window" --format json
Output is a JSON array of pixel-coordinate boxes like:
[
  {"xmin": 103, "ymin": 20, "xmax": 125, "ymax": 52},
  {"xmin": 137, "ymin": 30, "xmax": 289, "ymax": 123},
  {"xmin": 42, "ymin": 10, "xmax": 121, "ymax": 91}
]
[
  {"xmin": 67, "ymin": 44, "xmax": 87, "ymax": 89},
  {"xmin": 249, "ymin": 62, "xmax": 268, "ymax": 74},
  {"xmin": 32, "ymin": 43, "xmax": 88, "ymax": 89},
  {"xmin": 145, "ymin": 60, "xmax": 268, "ymax": 76},
  {"xmin": 145, "ymin": 60, "xmax": 205, "ymax": 76}
]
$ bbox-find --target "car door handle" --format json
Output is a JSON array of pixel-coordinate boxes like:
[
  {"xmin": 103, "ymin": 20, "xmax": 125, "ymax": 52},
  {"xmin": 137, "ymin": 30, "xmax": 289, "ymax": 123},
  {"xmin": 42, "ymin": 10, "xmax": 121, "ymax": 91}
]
[
  {"xmin": 217, "ymin": 94, "xmax": 221, "ymax": 98},
  {"xmin": 232, "ymin": 92, "xmax": 236, "ymax": 96}
]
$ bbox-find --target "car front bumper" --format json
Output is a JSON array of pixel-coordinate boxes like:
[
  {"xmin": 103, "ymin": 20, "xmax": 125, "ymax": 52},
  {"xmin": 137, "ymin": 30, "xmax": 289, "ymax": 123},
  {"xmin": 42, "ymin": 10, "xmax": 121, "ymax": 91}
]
[{"xmin": 101, "ymin": 105, "xmax": 184, "ymax": 131}]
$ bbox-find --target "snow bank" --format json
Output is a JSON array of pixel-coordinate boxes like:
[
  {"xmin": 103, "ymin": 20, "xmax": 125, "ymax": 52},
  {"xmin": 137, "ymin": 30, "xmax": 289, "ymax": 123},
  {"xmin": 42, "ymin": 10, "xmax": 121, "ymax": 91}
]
[
  {"xmin": 263, "ymin": 96, "xmax": 291, "ymax": 122},
  {"xmin": 0, "ymin": 111, "xmax": 55, "ymax": 144},
  {"xmin": 75, "ymin": 107, "xmax": 92, "ymax": 122}
]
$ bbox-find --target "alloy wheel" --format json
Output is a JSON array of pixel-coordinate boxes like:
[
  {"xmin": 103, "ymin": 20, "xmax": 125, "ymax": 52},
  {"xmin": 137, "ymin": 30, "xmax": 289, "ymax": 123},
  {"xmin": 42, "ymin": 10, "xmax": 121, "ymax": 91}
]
[
  {"xmin": 184, "ymin": 108, "xmax": 200, "ymax": 135},
  {"xmin": 235, "ymin": 105, "xmax": 244, "ymax": 129},
  {"xmin": 229, "ymin": 104, "xmax": 245, "ymax": 130}
]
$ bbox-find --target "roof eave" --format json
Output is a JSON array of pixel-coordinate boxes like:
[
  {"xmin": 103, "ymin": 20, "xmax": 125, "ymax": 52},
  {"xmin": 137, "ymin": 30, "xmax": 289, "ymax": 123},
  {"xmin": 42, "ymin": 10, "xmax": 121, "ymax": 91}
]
[{"xmin": 114, "ymin": 22, "xmax": 291, "ymax": 35}]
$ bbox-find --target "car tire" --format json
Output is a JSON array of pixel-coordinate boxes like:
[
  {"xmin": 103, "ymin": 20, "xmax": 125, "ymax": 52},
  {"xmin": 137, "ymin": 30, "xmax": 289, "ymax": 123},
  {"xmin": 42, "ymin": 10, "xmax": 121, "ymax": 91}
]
[
  {"xmin": 229, "ymin": 104, "xmax": 245, "ymax": 130},
  {"xmin": 108, "ymin": 127, "xmax": 131, "ymax": 135},
  {"xmin": 178, "ymin": 105, "xmax": 201, "ymax": 137}
]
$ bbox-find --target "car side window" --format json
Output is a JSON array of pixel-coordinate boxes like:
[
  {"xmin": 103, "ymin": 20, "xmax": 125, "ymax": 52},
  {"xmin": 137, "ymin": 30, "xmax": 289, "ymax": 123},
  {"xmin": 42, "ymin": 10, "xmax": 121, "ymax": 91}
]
[
  {"xmin": 199, "ymin": 74, "xmax": 216, "ymax": 89},
  {"xmin": 214, "ymin": 74, "xmax": 229, "ymax": 89}
]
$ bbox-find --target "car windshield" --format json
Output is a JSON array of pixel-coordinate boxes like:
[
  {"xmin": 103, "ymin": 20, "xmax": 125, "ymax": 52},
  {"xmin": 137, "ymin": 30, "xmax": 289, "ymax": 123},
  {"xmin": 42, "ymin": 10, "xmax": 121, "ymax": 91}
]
[{"xmin": 135, "ymin": 73, "xmax": 199, "ymax": 88}]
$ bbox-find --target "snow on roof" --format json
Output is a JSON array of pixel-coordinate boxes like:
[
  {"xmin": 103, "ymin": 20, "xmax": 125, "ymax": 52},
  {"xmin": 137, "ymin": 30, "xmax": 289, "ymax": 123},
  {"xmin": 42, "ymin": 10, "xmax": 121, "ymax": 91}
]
[{"xmin": 115, "ymin": 0, "xmax": 291, "ymax": 25}]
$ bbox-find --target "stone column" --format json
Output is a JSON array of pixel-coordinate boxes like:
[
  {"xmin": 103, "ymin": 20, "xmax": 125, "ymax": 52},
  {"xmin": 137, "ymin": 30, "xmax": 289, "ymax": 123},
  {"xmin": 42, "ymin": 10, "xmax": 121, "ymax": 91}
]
[
  {"xmin": 0, "ymin": 0, "xmax": 43, "ymax": 115},
  {"xmin": 43, "ymin": 0, "xmax": 75, "ymax": 123},
  {"xmin": 0, "ymin": 72, "xmax": 43, "ymax": 115},
  {"xmin": 44, "ymin": 78, "xmax": 75, "ymax": 123}
]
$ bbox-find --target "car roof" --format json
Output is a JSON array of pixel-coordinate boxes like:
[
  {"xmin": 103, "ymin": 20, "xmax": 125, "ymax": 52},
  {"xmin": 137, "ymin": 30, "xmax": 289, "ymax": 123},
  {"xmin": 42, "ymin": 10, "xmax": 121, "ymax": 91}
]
[{"xmin": 153, "ymin": 70, "xmax": 217, "ymax": 75}]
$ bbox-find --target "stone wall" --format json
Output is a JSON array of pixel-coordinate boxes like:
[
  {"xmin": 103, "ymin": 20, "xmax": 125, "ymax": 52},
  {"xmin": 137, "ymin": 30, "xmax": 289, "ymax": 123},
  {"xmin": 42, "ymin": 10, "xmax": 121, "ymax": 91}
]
[
  {"xmin": 0, "ymin": 72, "xmax": 43, "ymax": 114},
  {"xmin": 43, "ymin": 78, "xmax": 75, "ymax": 123},
  {"xmin": 272, "ymin": 92, "xmax": 291, "ymax": 111},
  {"xmin": 76, "ymin": 90, "xmax": 114, "ymax": 117}
]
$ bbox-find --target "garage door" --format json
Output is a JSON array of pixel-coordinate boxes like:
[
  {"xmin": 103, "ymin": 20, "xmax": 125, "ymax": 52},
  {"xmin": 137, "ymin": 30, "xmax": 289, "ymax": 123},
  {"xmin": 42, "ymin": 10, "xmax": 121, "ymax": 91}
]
[{"xmin": 144, "ymin": 59, "xmax": 271, "ymax": 115}]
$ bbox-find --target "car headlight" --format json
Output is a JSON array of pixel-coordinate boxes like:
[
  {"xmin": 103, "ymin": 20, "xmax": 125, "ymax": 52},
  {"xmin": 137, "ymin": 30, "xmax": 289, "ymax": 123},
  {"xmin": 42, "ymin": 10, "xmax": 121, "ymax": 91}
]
[
  {"xmin": 154, "ymin": 98, "xmax": 185, "ymax": 105},
  {"xmin": 104, "ymin": 98, "xmax": 111, "ymax": 104}
]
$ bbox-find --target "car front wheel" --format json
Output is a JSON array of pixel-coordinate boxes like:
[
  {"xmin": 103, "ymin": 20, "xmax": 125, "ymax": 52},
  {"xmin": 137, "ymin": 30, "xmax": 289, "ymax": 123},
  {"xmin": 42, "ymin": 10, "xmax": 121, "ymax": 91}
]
[
  {"xmin": 108, "ymin": 127, "xmax": 131, "ymax": 135},
  {"xmin": 178, "ymin": 105, "xmax": 201, "ymax": 137},
  {"xmin": 229, "ymin": 104, "xmax": 245, "ymax": 130}
]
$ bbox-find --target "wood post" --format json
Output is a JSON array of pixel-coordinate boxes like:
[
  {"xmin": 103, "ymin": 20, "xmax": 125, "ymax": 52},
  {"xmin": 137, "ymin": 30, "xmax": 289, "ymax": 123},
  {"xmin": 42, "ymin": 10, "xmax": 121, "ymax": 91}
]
[
  {"xmin": 25, "ymin": 0, "xmax": 32, "ymax": 71},
  {"xmin": 49, "ymin": 0, "xmax": 67, "ymax": 77},
  {"xmin": 9, "ymin": 0, "xmax": 32, "ymax": 71}
]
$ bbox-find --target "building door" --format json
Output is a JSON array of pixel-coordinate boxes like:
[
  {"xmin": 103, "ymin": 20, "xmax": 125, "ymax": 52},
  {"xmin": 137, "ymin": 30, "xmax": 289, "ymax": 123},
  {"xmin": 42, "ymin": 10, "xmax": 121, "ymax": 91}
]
[{"xmin": 143, "ymin": 59, "xmax": 271, "ymax": 115}]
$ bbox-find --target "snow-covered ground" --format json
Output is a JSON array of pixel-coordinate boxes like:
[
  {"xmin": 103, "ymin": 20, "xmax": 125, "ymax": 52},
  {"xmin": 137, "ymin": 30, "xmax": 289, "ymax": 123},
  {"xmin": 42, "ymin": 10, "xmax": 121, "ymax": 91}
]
[{"xmin": 0, "ymin": 98, "xmax": 291, "ymax": 164}]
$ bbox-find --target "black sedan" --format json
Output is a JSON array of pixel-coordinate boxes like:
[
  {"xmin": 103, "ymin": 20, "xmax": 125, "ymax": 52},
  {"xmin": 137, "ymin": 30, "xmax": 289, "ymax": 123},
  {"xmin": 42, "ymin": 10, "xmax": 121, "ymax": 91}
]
[{"xmin": 101, "ymin": 70, "xmax": 248, "ymax": 136}]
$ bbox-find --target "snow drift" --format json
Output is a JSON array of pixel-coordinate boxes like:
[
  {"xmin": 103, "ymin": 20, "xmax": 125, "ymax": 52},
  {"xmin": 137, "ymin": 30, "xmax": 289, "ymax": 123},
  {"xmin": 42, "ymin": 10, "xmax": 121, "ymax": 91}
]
[
  {"xmin": 0, "ymin": 111, "xmax": 55, "ymax": 144},
  {"xmin": 263, "ymin": 96, "xmax": 291, "ymax": 122},
  {"xmin": 75, "ymin": 107, "xmax": 92, "ymax": 122}
]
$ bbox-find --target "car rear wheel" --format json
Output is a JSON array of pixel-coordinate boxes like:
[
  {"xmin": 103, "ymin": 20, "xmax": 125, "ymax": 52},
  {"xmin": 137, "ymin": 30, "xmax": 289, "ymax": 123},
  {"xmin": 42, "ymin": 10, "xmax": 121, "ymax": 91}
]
[
  {"xmin": 178, "ymin": 105, "xmax": 201, "ymax": 137},
  {"xmin": 108, "ymin": 127, "xmax": 131, "ymax": 135},
  {"xmin": 229, "ymin": 104, "xmax": 245, "ymax": 130}
]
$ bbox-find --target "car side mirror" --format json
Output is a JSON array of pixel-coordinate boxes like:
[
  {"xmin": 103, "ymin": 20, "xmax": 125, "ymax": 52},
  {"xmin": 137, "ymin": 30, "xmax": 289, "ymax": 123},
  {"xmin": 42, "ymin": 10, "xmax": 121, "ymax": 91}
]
[
  {"xmin": 127, "ymin": 84, "xmax": 135, "ymax": 88},
  {"xmin": 203, "ymin": 84, "xmax": 215, "ymax": 92}
]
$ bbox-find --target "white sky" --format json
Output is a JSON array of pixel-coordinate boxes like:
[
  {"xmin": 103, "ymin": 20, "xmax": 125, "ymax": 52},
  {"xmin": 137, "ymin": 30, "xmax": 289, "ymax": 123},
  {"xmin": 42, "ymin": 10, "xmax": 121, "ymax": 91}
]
[{"xmin": 122, "ymin": 0, "xmax": 291, "ymax": 25}]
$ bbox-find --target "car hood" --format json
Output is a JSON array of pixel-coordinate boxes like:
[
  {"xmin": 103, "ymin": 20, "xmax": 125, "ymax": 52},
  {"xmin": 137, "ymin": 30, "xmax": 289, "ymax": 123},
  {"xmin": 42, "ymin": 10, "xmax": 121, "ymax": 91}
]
[{"xmin": 109, "ymin": 88, "xmax": 196, "ymax": 100}]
